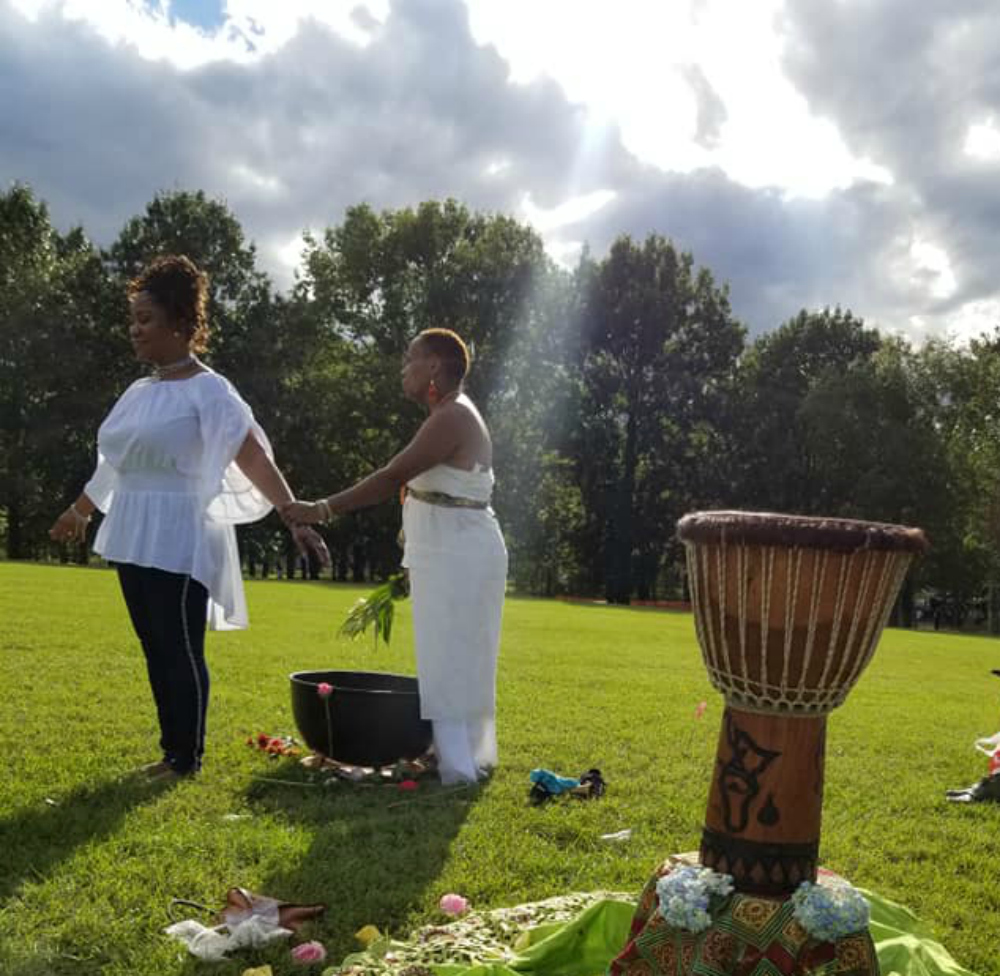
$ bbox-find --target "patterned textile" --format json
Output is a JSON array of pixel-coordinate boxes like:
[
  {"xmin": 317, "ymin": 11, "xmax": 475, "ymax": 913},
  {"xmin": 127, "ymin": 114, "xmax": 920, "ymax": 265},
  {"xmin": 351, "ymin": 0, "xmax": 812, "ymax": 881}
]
[{"xmin": 609, "ymin": 856, "xmax": 877, "ymax": 976}]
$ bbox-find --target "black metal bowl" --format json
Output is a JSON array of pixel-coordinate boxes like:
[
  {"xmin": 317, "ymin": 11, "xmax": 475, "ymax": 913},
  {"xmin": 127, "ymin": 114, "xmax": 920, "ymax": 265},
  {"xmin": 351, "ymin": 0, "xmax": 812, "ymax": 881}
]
[{"xmin": 289, "ymin": 670, "xmax": 432, "ymax": 767}]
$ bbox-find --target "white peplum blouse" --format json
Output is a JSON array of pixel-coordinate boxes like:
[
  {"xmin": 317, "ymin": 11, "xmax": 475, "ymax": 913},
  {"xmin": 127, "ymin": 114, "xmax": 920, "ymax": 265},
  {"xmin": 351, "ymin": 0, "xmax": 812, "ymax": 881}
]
[{"xmin": 83, "ymin": 370, "xmax": 273, "ymax": 630}]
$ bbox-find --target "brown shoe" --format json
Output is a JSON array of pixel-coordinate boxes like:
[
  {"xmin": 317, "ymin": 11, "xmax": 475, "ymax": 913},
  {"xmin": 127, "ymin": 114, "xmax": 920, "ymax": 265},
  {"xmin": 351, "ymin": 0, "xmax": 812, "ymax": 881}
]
[
  {"xmin": 222, "ymin": 887, "xmax": 326, "ymax": 932},
  {"xmin": 137, "ymin": 760, "xmax": 193, "ymax": 782},
  {"xmin": 147, "ymin": 763, "xmax": 185, "ymax": 783}
]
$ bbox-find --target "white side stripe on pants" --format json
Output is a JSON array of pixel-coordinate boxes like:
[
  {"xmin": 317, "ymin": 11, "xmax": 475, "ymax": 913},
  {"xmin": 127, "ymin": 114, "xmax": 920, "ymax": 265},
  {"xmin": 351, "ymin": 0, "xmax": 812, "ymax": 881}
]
[{"xmin": 180, "ymin": 575, "xmax": 204, "ymax": 763}]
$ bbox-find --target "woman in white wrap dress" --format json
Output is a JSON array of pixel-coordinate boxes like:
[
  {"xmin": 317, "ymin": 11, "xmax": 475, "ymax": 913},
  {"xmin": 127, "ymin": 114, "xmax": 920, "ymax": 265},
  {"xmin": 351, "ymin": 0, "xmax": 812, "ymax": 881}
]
[
  {"xmin": 285, "ymin": 328, "xmax": 507, "ymax": 785},
  {"xmin": 49, "ymin": 255, "xmax": 327, "ymax": 780}
]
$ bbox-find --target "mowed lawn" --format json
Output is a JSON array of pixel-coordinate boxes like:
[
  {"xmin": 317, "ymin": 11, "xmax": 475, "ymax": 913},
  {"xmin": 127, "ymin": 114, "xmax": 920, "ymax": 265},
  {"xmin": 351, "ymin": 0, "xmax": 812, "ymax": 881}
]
[{"xmin": 1, "ymin": 561, "xmax": 998, "ymax": 976}]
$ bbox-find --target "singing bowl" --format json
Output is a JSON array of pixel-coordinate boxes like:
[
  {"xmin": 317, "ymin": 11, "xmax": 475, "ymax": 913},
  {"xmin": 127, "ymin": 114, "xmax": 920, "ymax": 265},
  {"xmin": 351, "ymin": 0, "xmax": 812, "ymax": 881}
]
[{"xmin": 289, "ymin": 670, "xmax": 433, "ymax": 767}]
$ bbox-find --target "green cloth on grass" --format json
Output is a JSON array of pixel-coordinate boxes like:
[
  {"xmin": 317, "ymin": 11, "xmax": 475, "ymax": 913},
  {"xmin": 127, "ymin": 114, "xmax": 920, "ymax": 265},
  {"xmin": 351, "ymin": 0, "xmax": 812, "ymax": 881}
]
[{"xmin": 863, "ymin": 889, "xmax": 981, "ymax": 976}]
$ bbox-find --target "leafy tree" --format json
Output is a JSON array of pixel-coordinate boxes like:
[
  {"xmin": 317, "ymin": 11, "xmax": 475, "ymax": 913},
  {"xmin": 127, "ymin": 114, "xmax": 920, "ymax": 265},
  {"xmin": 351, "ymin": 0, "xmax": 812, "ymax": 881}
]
[
  {"xmin": 573, "ymin": 234, "xmax": 745, "ymax": 603},
  {"xmin": 734, "ymin": 308, "xmax": 882, "ymax": 514},
  {"xmin": 914, "ymin": 335, "xmax": 1000, "ymax": 628},
  {"xmin": 11, "ymin": 181, "xmax": 1000, "ymax": 624},
  {"xmin": 0, "ymin": 185, "xmax": 118, "ymax": 558},
  {"xmin": 797, "ymin": 341, "xmax": 957, "ymax": 622}
]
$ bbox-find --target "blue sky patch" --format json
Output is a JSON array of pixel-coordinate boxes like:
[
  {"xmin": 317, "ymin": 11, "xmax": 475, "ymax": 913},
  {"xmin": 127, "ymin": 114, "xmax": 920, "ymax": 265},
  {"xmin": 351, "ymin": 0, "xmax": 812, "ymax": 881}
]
[{"xmin": 168, "ymin": 0, "xmax": 226, "ymax": 32}]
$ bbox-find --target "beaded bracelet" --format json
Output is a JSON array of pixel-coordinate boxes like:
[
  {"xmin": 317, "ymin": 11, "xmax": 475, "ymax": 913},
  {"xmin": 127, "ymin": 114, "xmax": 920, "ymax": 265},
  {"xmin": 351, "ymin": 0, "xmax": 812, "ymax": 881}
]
[{"xmin": 69, "ymin": 504, "xmax": 91, "ymax": 525}]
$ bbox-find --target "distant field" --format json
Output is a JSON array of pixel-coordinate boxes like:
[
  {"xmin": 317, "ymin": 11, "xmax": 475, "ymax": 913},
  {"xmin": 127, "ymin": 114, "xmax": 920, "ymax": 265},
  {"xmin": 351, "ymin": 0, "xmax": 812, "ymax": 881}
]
[{"xmin": 1, "ymin": 561, "xmax": 997, "ymax": 976}]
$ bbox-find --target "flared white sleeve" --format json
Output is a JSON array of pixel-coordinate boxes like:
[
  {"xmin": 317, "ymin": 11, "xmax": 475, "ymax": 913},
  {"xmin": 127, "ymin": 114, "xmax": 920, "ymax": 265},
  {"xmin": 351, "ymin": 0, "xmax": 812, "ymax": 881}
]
[
  {"xmin": 82, "ymin": 452, "xmax": 118, "ymax": 513},
  {"xmin": 195, "ymin": 376, "xmax": 275, "ymax": 525}
]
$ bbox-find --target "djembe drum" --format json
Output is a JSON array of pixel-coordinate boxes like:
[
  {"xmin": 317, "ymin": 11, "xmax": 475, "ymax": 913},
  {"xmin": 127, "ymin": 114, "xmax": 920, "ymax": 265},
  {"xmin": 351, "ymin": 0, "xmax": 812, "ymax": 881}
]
[
  {"xmin": 610, "ymin": 511, "xmax": 927, "ymax": 976},
  {"xmin": 680, "ymin": 511, "xmax": 927, "ymax": 895}
]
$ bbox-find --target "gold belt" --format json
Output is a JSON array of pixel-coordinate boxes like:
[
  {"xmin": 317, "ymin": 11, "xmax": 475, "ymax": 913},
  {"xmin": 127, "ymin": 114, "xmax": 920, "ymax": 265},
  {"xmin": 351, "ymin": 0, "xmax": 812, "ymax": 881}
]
[{"xmin": 406, "ymin": 487, "xmax": 489, "ymax": 510}]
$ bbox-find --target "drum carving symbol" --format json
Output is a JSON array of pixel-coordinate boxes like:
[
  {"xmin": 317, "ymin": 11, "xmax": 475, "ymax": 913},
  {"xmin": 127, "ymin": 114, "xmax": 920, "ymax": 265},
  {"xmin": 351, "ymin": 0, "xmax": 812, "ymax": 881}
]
[{"xmin": 719, "ymin": 712, "xmax": 781, "ymax": 833}]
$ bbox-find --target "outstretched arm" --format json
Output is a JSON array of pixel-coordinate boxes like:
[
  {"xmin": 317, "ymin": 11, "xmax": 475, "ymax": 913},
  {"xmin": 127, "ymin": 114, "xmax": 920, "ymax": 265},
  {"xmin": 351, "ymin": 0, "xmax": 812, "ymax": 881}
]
[
  {"xmin": 235, "ymin": 433, "xmax": 330, "ymax": 565},
  {"xmin": 235, "ymin": 433, "xmax": 297, "ymax": 507},
  {"xmin": 284, "ymin": 408, "xmax": 462, "ymax": 524}
]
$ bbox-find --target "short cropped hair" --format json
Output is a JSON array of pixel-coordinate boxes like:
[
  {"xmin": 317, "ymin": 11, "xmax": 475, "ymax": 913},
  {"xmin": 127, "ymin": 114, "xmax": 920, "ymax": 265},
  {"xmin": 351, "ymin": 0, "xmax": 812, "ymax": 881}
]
[
  {"xmin": 128, "ymin": 254, "xmax": 210, "ymax": 353},
  {"xmin": 416, "ymin": 328, "xmax": 470, "ymax": 382}
]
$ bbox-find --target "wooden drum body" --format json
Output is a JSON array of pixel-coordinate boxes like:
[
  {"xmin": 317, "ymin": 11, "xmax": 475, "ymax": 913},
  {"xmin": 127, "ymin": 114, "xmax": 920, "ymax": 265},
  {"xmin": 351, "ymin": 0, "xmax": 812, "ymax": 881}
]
[{"xmin": 677, "ymin": 511, "xmax": 927, "ymax": 897}]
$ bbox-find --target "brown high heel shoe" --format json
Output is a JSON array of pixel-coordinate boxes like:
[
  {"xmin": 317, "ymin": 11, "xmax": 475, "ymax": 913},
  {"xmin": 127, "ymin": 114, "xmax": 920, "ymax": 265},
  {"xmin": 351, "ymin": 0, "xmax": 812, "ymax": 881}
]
[
  {"xmin": 169, "ymin": 887, "xmax": 326, "ymax": 932},
  {"xmin": 221, "ymin": 887, "xmax": 326, "ymax": 932}
]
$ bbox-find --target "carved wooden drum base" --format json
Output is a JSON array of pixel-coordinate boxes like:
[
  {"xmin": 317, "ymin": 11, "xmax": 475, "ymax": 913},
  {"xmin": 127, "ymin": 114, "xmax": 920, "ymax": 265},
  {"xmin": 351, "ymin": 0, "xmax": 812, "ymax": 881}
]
[{"xmin": 701, "ymin": 708, "xmax": 827, "ymax": 897}]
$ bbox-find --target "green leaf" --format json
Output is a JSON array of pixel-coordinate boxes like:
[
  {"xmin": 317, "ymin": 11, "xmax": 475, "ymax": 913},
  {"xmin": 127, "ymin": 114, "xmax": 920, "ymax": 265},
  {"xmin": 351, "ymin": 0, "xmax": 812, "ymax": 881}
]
[{"xmin": 338, "ymin": 572, "xmax": 409, "ymax": 648}]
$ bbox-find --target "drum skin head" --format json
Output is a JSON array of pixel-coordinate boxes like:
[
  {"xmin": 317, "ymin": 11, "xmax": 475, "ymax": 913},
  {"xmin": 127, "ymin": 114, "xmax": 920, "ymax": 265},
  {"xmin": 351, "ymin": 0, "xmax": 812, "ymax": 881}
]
[{"xmin": 677, "ymin": 510, "xmax": 928, "ymax": 554}]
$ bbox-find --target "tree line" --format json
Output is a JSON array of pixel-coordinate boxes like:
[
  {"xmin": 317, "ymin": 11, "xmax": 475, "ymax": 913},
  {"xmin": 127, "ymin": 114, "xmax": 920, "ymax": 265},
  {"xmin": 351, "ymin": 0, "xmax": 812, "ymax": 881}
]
[{"xmin": 3, "ymin": 183, "xmax": 1000, "ymax": 627}]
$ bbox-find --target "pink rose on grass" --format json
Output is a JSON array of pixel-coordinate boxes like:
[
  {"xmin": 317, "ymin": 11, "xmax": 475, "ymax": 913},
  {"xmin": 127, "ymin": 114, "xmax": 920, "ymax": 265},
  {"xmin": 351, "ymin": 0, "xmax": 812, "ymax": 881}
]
[
  {"xmin": 291, "ymin": 941, "xmax": 327, "ymax": 964},
  {"xmin": 316, "ymin": 682, "xmax": 334, "ymax": 698},
  {"xmin": 694, "ymin": 700, "xmax": 708, "ymax": 719},
  {"xmin": 439, "ymin": 893, "xmax": 470, "ymax": 916}
]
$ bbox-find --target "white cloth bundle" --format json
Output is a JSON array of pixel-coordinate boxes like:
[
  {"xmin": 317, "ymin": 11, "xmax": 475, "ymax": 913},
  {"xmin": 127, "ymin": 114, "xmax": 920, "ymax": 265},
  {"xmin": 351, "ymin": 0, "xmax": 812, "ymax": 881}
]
[{"xmin": 164, "ymin": 916, "xmax": 292, "ymax": 961}]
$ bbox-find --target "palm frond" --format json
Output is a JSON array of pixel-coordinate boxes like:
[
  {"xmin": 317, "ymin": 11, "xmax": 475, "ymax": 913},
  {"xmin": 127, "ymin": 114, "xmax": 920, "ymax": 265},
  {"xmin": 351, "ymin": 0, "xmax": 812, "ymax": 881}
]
[{"xmin": 338, "ymin": 572, "xmax": 410, "ymax": 648}]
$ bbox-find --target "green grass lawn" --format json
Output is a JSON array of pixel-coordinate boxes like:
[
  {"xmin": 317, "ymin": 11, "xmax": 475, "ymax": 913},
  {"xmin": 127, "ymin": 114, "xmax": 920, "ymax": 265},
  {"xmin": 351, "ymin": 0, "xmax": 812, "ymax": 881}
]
[{"xmin": 1, "ymin": 561, "xmax": 998, "ymax": 976}]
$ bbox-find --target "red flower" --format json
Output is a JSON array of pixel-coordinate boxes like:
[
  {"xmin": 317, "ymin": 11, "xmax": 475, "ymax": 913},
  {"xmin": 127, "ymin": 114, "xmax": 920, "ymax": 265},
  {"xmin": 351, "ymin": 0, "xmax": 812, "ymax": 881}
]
[
  {"xmin": 317, "ymin": 682, "xmax": 335, "ymax": 698},
  {"xmin": 398, "ymin": 779, "xmax": 419, "ymax": 791}
]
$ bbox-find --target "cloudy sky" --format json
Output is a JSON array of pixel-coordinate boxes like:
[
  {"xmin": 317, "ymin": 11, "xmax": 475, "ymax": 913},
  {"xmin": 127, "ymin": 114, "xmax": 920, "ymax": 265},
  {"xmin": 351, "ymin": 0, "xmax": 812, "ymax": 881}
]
[{"xmin": 3, "ymin": 0, "xmax": 999, "ymax": 340}]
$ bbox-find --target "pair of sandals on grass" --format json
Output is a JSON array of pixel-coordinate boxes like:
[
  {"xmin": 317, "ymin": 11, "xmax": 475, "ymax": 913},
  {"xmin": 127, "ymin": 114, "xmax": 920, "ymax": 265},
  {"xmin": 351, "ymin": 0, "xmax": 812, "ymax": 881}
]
[{"xmin": 529, "ymin": 767, "xmax": 606, "ymax": 805}]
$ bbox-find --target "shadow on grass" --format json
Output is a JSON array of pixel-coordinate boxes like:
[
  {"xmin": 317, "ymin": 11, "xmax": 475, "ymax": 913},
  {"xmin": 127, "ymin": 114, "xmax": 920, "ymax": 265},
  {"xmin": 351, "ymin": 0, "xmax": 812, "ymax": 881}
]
[
  {"xmin": 557, "ymin": 600, "xmax": 691, "ymax": 615},
  {"xmin": 179, "ymin": 764, "xmax": 482, "ymax": 975},
  {"xmin": 0, "ymin": 774, "xmax": 177, "ymax": 906}
]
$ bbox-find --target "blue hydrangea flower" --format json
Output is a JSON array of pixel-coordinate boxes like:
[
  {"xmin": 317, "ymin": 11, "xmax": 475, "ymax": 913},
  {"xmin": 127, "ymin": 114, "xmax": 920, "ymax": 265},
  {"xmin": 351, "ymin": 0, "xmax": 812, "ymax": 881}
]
[
  {"xmin": 790, "ymin": 881, "xmax": 870, "ymax": 941},
  {"xmin": 655, "ymin": 866, "xmax": 734, "ymax": 933}
]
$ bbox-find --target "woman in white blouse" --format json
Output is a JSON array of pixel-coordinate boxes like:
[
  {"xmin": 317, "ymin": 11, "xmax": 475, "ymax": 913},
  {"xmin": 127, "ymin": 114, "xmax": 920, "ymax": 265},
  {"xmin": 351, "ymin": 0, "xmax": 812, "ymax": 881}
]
[{"xmin": 49, "ymin": 255, "xmax": 327, "ymax": 780}]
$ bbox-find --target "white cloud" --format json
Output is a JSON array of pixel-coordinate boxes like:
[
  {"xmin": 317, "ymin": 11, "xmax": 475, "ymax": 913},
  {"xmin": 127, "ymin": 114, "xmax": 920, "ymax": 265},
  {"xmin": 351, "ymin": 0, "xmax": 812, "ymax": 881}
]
[
  {"xmin": 268, "ymin": 230, "xmax": 309, "ymax": 287},
  {"xmin": 230, "ymin": 162, "xmax": 286, "ymax": 196},
  {"xmin": 908, "ymin": 238, "xmax": 957, "ymax": 302},
  {"xmin": 964, "ymin": 120, "xmax": 1000, "ymax": 162},
  {"xmin": 4, "ymin": 0, "xmax": 1000, "ymax": 342},
  {"xmin": 10, "ymin": 0, "xmax": 391, "ymax": 67},
  {"xmin": 545, "ymin": 238, "xmax": 584, "ymax": 269},
  {"xmin": 463, "ymin": 0, "xmax": 892, "ymax": 198},
  {"xmin": 940, "ymin": 298, "xmax": 1000, "ymax": 345},
  {"xmin": 520, "ymin": 188, "xmax": 616, "ymax": 234}
]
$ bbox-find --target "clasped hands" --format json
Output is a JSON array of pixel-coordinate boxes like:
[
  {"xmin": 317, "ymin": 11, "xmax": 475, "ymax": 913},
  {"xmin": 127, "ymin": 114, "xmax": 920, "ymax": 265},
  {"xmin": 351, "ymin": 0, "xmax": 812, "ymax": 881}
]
[
  {"xmin": 279, "ymin": 499, "xmax": 330, "ymax": 526},
  {"xmin": 278, "ymin": 499, "xmax": 331, "ymax": 566}
]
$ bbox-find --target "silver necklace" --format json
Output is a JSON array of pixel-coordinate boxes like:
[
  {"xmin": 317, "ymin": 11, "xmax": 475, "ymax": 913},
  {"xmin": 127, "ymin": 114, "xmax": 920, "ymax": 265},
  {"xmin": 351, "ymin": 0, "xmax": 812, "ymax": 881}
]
[{"xmin": 151, "ymin": 355, "xmax": 198, "ymax": 380}]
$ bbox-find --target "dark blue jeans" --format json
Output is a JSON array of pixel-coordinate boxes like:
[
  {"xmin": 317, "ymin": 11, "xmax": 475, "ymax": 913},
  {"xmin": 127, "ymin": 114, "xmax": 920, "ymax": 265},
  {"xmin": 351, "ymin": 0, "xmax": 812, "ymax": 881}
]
[{"xmin": 116, "ymin": 564, "xmax": 209, "ymax": 774}]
